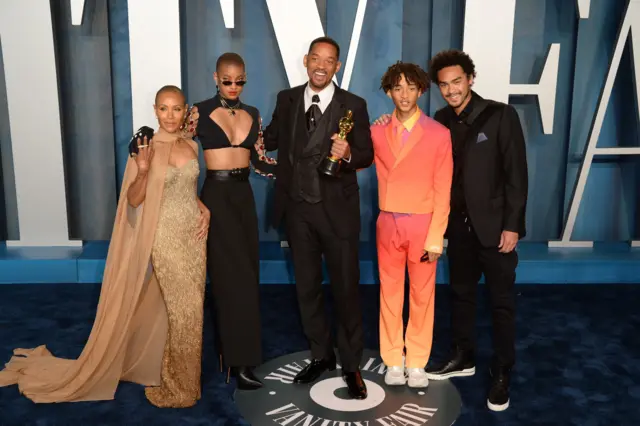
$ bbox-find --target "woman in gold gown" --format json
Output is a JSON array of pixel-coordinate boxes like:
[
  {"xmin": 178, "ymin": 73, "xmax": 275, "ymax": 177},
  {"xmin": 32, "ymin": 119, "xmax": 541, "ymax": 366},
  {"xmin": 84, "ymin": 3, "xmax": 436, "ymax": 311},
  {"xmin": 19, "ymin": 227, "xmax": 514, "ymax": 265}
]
[{"xmin": 0, "ymin": 85, "xmax": 209, "ymax": 408}]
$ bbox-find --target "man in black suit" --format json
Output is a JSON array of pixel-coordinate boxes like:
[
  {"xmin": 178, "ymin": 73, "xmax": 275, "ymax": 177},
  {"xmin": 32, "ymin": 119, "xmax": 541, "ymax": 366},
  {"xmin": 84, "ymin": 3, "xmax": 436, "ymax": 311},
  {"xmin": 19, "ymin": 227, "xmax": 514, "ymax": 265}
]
[
  {"xmin": 261, "ymin": 36, "xmax": 374, "ymax": 399},
  {"xmin": 424, "ymin": 50, "xmax": 528, "ymax": 412}
]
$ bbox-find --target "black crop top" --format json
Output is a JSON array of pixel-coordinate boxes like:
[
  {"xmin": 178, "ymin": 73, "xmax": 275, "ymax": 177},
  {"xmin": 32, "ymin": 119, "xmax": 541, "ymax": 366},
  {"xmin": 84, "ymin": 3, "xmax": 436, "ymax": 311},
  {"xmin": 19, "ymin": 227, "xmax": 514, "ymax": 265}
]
[
  {"xmin": 126, "ymin": 94, "xmax": 277, "ymax": 178},
  {"xmin": 194, "ymin": 95, "xmax": 259, "ymax": 151}
]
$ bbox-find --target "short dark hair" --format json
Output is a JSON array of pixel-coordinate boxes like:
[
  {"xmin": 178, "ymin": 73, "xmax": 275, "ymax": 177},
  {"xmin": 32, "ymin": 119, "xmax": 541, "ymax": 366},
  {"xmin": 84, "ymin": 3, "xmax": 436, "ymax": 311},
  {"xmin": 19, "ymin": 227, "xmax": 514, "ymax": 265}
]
[
  {"xmin": 380, "ymin": 61, "xmax": 430, "ymax": 93},
  {"xmin": 216, "ymin": 52, "xmax": 245, "ymax": 71},
  {"xmin": 308, "ymin": 36, "xmax": 340, "ymax": 60},
  {"xmin": 428, "ymin": 49, "xmax": 476, "ymax": 84},
  {"xmin": 155, "ymin": 85, "xmax": 185, "ymax": 105}
]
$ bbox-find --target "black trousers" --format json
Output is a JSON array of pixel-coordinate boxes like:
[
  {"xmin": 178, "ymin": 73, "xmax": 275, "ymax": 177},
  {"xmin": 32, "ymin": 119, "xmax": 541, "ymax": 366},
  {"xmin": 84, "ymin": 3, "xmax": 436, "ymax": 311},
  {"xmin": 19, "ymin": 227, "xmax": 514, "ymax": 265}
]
[
  {"xmin": 285, "ymin": 201, "xmax": 363, "ymax": 372},
  {"xmin": 201, "ymin": 173, "xmax": 261, "ymax": 367},
  {"xmin": 446, "ymin": 211, "xmax": 517, "ymax": 369}
]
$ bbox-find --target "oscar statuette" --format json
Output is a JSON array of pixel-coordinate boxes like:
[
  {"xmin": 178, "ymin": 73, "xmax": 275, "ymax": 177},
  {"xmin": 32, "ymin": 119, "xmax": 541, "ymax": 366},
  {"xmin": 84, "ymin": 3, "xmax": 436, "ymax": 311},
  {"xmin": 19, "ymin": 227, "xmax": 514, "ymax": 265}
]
[{"xmin": 319, "ymin": 110, "xmax": 354, "ymax": 177}]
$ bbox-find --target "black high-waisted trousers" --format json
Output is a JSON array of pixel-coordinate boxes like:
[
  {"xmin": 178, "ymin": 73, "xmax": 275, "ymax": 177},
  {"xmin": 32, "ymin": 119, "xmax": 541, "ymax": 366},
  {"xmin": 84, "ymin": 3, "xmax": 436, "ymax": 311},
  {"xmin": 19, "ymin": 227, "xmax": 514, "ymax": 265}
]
[{"xmin": 200, "ymin": 168, "xmax": 261, "ymax": 367}]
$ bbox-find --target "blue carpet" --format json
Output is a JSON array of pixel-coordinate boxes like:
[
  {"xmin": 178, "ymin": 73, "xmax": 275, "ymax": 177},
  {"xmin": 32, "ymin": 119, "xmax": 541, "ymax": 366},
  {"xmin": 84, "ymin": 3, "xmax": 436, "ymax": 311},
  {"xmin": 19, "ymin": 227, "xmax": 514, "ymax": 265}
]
[{"xmin": 0, "ymin": 284, "xmax": 639, "ymax": 425}]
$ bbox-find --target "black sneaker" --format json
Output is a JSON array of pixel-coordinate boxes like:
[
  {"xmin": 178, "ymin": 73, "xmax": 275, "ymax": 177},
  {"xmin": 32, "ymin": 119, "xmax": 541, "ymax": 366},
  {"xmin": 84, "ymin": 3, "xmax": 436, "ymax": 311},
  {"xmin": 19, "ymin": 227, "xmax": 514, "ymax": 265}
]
[
  {"xmin": 487, "ymin": 366, "xmax": 510, "ymax": 411},
  {"xmin": 425, "ymin": 348, "xmax": 475, "ymax": 380}
]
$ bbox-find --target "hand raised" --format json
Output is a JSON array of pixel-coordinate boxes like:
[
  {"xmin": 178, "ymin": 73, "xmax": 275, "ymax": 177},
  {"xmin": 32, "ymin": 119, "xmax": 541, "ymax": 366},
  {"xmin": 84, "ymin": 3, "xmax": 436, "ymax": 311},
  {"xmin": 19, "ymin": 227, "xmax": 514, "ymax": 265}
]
[{"xmin": 134, "ymin": 136, "xmax": 154, "ymax": 175}]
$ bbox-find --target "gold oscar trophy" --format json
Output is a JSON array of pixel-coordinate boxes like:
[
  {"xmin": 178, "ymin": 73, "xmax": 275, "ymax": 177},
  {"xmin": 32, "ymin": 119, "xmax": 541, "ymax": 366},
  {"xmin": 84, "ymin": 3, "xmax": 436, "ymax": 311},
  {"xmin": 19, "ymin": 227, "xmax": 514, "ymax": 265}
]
[{"xmin": 319, "ymin": 110, "xmax": 354, "ymax": 177}]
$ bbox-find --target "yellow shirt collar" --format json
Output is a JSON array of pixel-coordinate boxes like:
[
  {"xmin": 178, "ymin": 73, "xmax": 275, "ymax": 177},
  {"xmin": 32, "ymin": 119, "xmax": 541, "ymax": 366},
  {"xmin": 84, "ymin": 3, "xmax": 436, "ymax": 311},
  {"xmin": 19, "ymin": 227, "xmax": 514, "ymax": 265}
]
[{"xmin": 393, "ymin": 107, "xmax": 422, "ymax": 132}]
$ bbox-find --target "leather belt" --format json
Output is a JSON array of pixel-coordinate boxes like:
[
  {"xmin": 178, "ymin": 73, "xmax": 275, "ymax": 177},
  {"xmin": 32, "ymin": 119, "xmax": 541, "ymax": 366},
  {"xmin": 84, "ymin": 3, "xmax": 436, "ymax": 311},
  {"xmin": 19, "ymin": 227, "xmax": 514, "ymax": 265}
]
[{"xmin": 206, "ymin": 168, "xmax": 250, "ymax": 181}]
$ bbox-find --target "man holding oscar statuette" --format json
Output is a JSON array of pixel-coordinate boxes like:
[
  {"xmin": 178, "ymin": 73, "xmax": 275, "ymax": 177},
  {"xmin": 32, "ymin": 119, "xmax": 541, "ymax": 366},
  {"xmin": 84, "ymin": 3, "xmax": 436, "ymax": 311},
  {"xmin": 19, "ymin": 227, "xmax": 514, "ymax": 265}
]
[{"xmin": 260, "ymin": 36, "xmax": 374, "ymax": 399}]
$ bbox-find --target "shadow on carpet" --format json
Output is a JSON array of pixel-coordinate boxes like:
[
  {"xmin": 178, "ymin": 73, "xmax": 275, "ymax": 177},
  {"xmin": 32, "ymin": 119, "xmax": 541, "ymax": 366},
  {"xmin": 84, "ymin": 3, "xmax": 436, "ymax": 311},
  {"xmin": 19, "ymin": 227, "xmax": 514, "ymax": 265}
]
[{"xmin": 0, "ymin": 284, "xmax": 639, "ymax": 425}]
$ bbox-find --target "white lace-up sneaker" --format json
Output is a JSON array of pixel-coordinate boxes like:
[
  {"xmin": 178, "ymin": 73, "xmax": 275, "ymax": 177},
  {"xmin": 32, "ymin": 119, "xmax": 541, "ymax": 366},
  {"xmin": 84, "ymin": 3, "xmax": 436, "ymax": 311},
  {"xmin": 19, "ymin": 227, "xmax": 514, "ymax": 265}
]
[
  {"xmin": 406, "ymin": 367, "xmax": 429, "ymax": 388},
  {"xmin": 384, "ymin": 366, "xmax": 407, "ymax": 385}
]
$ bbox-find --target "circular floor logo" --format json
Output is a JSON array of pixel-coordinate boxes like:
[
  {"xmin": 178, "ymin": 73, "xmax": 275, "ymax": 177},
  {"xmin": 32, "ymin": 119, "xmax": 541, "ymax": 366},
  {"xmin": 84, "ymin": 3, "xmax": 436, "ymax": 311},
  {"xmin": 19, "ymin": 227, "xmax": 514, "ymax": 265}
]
[{"xmin": 235, "ymin": 349, "xmax": 461, "ymax": 426}]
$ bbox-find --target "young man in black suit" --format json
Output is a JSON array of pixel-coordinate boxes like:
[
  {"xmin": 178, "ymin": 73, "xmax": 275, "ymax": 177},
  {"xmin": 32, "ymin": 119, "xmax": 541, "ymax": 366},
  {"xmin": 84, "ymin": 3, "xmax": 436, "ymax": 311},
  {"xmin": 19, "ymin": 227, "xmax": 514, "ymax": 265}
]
[
  {"xmin": 423, "ymin": 49, "xmax": 528, "ymax": 412},
  {"xmin": 261, "ymin": 36, "xmax": 374, "ymax": 399}
]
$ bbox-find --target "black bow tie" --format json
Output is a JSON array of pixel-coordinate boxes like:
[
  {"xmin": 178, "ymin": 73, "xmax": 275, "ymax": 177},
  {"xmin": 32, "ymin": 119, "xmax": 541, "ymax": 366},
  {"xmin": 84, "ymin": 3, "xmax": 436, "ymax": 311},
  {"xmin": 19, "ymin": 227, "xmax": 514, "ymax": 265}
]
[{"xmin": 306, "ymin": 94, "xmax": 322, "ymax": 133}]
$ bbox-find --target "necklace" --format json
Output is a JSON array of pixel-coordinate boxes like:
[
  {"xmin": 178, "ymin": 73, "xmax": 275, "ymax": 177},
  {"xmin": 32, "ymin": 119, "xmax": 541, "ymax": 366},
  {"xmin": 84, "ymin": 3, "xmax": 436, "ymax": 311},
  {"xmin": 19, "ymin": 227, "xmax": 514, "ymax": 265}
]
[{"xmin": 220, "ymin": 96, "xmax": 241, "ymax": 116}]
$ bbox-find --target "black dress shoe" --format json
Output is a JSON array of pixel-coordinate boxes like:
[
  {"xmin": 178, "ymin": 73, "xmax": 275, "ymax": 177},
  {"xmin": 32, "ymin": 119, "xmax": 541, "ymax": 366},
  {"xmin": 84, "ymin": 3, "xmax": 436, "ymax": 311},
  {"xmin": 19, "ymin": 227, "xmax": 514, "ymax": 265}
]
[
  {"xmin": 343, "ymin": 370, "xmax": 367, "ymax": 399},
  {"xmin": 293, "ymin": 357, "xmax": 337, "ymax": 384},
  {"xmin": 425, "ymin": 348, "xmax": 475, "ymax": 380},
  {"xmin": 233, "ymin": 366, "xmax": 263, "ymax": 390},
  {"xmin": 487, "ymin": 366, "xmax": 510, "ymax": 411}
]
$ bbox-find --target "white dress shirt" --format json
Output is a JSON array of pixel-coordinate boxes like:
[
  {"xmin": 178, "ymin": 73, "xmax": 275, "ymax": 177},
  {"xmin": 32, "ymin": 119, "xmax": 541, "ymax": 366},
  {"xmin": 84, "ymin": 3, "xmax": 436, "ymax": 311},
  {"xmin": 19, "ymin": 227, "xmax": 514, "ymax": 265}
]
[
  {"xmin": 303, "ymin": 82, "xmax": 351, "ymax": 162},
  {"xmin": 304, "ymin": 82, "xmax": 335, "ymax": 113}
]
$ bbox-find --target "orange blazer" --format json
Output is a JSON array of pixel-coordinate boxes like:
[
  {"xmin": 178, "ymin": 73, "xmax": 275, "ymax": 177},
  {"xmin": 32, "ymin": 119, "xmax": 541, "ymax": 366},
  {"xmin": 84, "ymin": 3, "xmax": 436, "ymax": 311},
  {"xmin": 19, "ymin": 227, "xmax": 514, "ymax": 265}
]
[{"xmin": 371, "ymin": 112, "xmax": 453, "ymax": 253}]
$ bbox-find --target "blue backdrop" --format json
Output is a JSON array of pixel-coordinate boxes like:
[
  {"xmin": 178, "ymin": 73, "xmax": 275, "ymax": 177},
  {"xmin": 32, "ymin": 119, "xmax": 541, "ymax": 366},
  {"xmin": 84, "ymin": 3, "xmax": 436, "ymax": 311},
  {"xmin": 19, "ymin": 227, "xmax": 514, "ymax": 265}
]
[{"xmin": 0, "ymin": 0, "xmax": 637, "ymax": 243}]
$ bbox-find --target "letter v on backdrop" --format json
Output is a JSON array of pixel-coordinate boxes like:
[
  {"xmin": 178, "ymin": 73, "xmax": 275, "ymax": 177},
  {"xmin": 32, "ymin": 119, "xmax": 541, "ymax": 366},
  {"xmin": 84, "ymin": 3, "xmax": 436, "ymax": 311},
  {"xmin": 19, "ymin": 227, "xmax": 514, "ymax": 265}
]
[{"xmin": 128, "ymin": 0, "xmax": 368, "ymax": 141}]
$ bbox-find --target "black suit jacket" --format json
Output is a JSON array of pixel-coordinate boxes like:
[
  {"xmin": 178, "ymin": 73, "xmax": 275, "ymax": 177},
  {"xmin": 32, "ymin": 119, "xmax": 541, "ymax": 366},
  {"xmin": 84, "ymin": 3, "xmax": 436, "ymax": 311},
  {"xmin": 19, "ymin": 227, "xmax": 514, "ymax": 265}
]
[
  {"xmin": 434, "ymin": 93, "xmax": 528, "ymax": 247},
  {"xmin": 263, "ymin": 83, "xmax": 374, "ymax": 238}
]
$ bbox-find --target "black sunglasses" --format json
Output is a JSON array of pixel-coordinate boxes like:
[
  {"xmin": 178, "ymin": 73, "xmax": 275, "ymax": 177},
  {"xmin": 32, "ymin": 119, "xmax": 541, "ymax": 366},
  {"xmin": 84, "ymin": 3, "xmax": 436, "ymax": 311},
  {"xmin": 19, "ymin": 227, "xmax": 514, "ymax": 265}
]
[{"xmin": 221, "ymin": 80, "xmax": 247, "ymax": 86}]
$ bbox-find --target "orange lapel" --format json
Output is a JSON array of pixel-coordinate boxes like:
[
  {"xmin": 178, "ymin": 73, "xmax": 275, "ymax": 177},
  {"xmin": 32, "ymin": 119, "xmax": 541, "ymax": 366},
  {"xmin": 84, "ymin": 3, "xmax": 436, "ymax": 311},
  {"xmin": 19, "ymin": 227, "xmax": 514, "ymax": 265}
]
[
  {"xmin": 393, "ymin": 117, "xmax": 424, "ymax": 168},
  {"xmin": 384, "ymin": 122, "xmax": 401, "ymax": 160}
]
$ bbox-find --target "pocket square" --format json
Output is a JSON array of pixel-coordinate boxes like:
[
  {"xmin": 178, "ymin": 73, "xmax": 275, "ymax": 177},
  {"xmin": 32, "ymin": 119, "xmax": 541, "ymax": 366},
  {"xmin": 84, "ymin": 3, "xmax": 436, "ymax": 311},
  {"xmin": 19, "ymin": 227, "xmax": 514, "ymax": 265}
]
[{"xmin": 476, "ymin": 132, "xmax": 488, "ymax": 143}]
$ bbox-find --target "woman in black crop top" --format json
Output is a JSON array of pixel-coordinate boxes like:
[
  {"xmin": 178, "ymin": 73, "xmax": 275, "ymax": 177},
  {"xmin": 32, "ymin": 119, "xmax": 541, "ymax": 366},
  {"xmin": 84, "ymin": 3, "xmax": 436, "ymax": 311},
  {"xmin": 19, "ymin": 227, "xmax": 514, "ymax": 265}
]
[
  {"xmin": 128, "ymin": 53, "xmax": 274, "ymax": 392},
  {"xmin": 189, "ymin": 53, "xmax": 269, "ymax": 391}
]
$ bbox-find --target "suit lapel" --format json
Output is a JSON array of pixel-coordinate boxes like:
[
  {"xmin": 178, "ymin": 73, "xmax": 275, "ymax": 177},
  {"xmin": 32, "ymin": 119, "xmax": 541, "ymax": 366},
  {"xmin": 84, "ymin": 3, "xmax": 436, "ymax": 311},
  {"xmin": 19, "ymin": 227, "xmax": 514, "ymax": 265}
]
[
  {"xmin": 288, "ymin": 85, "xmax": 307, "ymax": 164},
  {"xmin": 384, "ymin": 113, "xmax": 425, "ymax": 168},
  {"xmin": 384, "ymin": 123, "xmax": 401, "ymax": 161},
  {"xmin": 463, "ymin": 94, "xmax": 493, "ymax": 153},
  {"xmin": 393, "ymin": 118, "xmax": 424, "ymax": 168}
]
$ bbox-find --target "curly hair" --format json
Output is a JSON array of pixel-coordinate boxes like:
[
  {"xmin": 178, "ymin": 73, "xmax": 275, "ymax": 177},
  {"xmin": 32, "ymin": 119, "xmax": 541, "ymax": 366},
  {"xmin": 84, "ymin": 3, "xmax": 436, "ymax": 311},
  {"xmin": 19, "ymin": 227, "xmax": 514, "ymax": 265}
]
[
  {"xmin": 428, "ymin": 49, "xmax": 476, "ymax": 84},
  {"xmin": 380, "ymin": 61, "xmax": 430, "ymax": 93}
]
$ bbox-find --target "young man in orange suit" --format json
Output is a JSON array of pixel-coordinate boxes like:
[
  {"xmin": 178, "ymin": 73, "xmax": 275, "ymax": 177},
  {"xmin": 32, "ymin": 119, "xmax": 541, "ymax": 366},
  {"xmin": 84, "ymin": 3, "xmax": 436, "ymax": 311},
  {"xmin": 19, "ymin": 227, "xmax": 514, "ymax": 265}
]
[{"xmin": 371, "ymin": 62, "xmax": 453, "ymax": 388}]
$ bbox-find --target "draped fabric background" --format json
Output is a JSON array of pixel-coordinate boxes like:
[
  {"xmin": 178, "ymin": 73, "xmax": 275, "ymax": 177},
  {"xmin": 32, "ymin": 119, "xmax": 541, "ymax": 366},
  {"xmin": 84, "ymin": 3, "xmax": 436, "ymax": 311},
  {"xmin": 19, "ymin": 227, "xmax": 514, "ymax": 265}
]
[{"xmin": 0, "ymin": 0, "xmax": 638, "ymax": 242}]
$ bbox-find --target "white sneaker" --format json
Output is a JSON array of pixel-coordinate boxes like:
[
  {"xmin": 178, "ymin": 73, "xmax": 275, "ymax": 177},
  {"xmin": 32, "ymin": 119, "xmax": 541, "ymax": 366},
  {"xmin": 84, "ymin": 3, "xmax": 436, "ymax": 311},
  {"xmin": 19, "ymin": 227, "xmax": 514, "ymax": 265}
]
[
  {"xmin": 406, "ymin": 368, "xmax": 429, "ymax": 388},
  {"xmin": 384, "ymin": 366, "xmax": 406, "ymax": 385}
]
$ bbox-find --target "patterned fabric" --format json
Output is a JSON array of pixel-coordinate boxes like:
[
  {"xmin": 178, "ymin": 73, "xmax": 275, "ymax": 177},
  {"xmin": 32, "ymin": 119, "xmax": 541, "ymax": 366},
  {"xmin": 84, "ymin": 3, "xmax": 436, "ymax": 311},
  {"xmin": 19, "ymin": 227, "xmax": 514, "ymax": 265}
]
[{"xmin": 146, "ymin": 158, "xmax": 206, "ymax": 408}]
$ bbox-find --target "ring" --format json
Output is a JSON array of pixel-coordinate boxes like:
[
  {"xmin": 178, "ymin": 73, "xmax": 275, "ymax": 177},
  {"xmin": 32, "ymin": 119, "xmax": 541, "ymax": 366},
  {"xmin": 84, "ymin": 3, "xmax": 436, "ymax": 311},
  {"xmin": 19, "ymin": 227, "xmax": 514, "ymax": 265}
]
[{"xmin": 138, "ymin": 144, "xmax": 149, "ymax": 148}]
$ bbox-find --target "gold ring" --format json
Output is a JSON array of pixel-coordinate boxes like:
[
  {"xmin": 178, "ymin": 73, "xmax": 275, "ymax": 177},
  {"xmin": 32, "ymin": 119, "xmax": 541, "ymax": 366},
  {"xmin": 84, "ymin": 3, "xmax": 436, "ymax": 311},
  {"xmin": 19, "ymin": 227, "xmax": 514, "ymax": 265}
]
[{"xmin": 138, "ymin": 144, "xmax": 149, "ymax": 148}]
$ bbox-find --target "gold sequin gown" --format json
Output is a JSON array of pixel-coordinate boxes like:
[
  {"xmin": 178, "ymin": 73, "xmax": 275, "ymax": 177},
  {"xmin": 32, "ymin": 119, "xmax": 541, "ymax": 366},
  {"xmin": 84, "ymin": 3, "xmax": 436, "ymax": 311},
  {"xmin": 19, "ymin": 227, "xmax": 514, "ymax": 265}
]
[{"xmin": 145, "ymin": 158, "xmax": 206, "ymax": 408}]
